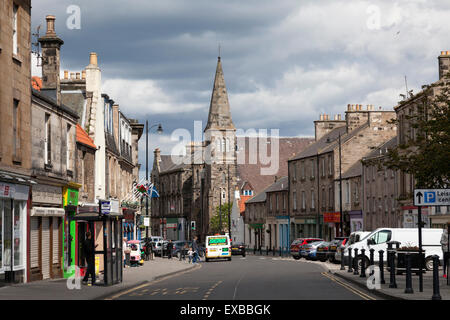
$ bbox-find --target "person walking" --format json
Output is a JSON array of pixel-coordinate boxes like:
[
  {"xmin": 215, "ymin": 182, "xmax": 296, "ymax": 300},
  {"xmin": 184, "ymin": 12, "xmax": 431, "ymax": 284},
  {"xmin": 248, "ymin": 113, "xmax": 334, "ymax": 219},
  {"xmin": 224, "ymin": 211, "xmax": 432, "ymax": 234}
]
[
  {"xmin": 441, "ymin": 224, "xmax": 449, "ymax": 278},
  {"xmin": 144, "ymin": 238, "xmax": 152, "ymax": 261},
  {"xmin": 167, "ymin": 240, "xmax": 174, "ymax": 259},
  {"xmin": 82, "ymin": 231, "xmax": 97, "ymax": 285},
  {"xmin": 192, "ymin": 236, "xmax": 199, "ymax": 264},
  {"xmin": 187, "ymin": 247, "xmax": 194, "ymax": 264}
]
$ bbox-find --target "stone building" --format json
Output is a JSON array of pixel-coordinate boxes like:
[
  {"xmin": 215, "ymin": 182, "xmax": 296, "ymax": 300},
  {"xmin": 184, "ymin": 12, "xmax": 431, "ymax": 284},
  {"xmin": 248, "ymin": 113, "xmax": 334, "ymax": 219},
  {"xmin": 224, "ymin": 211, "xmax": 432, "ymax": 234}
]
[
  {"xmin": 29, "ymin": 85, "xmax": 78, "ymax": 282},
  {"xmin": 244, "ymin": 186, "xmax": 268, "ymax": 250},
  {"xmin": 75, "ymin": 124, "xmax": 96, "ymax": 204},
  {"xmin": 392, "ymin": 51, "xmax": 450, "ymax": 229},
  {"xmin": 361, "ymin": 137, "xmax": 399, "ymax": 230},
  {"xmin": 0, "ymin": 0, "xmax": 32, "ymax": 285},
  {"xmin": 289, "ymin": 106, "xmax": 397, "ymax": 241}
]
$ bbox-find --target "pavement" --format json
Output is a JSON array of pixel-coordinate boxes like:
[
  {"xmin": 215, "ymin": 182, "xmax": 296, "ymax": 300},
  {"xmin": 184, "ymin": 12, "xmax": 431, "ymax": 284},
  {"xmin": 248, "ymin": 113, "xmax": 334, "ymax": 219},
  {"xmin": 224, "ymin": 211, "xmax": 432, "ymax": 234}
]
[
  {"xmin": 0, "ymin": 257, "xmax": 199, "ymax": 300},
  {"xmin": 294, "ymin": 256, "xmax": 450, "ymax": 300}
]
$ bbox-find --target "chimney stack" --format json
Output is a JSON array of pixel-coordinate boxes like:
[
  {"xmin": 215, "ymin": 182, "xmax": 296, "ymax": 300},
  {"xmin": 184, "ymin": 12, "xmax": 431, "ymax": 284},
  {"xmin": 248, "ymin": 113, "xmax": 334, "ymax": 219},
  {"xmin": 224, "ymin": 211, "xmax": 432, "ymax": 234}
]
[
  {"xmin": 438, "ymin": 51, "xmax": 450, "ymax": 80},
  {"xmin": 38, "ymin": 15, "xmax": 64, "ymax": 105}
]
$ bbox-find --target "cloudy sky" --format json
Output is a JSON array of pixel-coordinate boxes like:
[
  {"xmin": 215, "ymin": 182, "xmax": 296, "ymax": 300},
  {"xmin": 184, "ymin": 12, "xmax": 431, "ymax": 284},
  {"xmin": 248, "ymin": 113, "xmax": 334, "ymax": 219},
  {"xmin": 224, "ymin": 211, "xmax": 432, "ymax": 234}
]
[{"xmin": 31, "ymin": 0, "xmax": 450, "ymax": 179}]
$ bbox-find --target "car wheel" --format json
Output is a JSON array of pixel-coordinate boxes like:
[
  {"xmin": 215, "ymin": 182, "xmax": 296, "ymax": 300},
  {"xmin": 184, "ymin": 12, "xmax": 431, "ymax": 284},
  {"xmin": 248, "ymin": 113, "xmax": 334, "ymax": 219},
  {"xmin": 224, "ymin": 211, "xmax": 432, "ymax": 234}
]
[
  {"xmin": 205, "ymin": 258, "xmax": 209, "ymax": 262},
  {"xmin": 293, "ymin": 256, "xmax": 300, "ymax": 260},
  {"xmin": 242, "ymin": 252, "xmax": 246, "ymax": 257}
]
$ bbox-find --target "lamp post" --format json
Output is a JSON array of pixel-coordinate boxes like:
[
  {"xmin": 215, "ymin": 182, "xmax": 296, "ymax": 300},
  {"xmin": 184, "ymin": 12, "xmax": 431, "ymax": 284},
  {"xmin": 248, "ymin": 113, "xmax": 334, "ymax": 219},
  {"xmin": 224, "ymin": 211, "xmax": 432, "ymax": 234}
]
[
  {"xmin": 339, "ymin": 133, "xmax": 343, "ymax": 237},
  {"xmin": 145, "ymin": 121, "xmax": 163, "ymax": 241}
]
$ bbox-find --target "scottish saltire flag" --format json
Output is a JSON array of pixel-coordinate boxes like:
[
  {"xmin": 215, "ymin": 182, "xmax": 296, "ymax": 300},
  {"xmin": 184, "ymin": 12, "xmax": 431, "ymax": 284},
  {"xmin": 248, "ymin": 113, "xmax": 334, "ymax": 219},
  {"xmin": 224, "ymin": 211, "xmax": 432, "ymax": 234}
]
[{"xmin": 147, "ymin": 183, "xmax": 160, "ymax": 198}]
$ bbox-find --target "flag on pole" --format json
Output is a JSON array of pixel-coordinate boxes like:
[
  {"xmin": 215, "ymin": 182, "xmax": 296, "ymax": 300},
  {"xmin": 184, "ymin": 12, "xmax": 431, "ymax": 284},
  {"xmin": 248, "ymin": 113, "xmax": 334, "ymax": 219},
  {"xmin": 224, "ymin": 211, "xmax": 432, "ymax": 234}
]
[{"xmin": 148, "ymin": 183, "xmax": 160, "ymax": 198}]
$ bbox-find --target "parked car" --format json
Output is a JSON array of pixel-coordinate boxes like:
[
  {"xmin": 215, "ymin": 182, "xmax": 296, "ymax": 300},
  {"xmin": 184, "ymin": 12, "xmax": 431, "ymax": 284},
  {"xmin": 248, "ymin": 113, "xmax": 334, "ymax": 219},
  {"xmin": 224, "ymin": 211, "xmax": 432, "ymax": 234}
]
[
  {"xmin": 154, "ymin": 240, "xmax": 169, "ymax": 256},
  {"xmin": 301, "ymin": 241, "xmax": 324, "ymax": 260},
  {"xmin": 327, "ymin": 237, "xmax": 348, "ymax": 263},
  {"xmin": 335, "ymin": 231, "xmax": 371, "ymax": 263},
  {"xmin": 173, "ymin": 240, "xmax": 192, "ymax": 258},
  {"xmin": 316, "ymin": 242, "xmax": 332, "ymax": 262},
  {"xmin": 290, "ymin": 238, "xmax": 323, "ymax": 260},
  {"xmin": 231, "ymin": 242, "xmax": 246, "ymax": 256},
  {"xmin": 345, "ymin": 228, "xmax": 444, "ymax": 271}
]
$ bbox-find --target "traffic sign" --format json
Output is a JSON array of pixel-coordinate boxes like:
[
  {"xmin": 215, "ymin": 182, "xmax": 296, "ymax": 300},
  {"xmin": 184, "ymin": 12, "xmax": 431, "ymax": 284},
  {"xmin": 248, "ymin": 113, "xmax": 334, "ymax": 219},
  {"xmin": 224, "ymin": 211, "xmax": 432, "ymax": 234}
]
[
  {"xmin": 100, "ymin": 200, "xmax": 111, "ymax": 214},
  {"xmin": 414, "ymin": 189, "xmax": 450, "ymax": 206}
]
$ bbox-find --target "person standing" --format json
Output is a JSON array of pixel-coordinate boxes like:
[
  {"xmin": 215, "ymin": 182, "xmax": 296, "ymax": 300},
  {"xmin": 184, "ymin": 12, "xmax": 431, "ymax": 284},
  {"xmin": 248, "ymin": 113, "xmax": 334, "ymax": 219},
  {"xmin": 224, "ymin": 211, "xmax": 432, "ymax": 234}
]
[
  {"xmin": 82, "ymin": 231, "xmax": 97, "ymax": 285},
  {"xmin": 441, "ymin": 225, "xmax": 449, "ymax": 278},
  {"xmin": 192, "ymin": 236, "xmax": 199, "ymax": 264},
  {"xmin": 167, "ymin": 240, "xmax": 174, "ymax": 259}
]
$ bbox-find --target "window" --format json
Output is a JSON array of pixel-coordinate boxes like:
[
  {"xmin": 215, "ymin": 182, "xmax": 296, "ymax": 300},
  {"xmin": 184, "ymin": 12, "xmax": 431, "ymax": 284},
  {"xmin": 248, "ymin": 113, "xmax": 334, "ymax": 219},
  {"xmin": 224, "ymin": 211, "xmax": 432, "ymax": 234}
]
[
  {"xmin": 322, "ymin": 187, "xmax": 326, "ymax": 208},
  {"xmin": 329, "ymin": 187, "xmax": 333, "ymax": 208},
  {"xmin": 369, "ymin": 230, "xmax": 392, "ymax": 245},
  {"xmin": 222, "ymin": 189, "xmax": 226, "ymax": 200},
  {"xmin": 372, "ymin": 197, "xmax": 376, "ymax": 213},
  {"xmin": 301, "ymin": 191, "xmax": 306, "ymax": 210},
  {"xmin": 321, "ymin": 157, "xmax": 325, "ymax": 177},
  {"xmin": 436, "ymin": 206, "xmax": 441, "ymax": 214},
  {"xmin": 301, "ymin": 161, "xmax": 305, "ymax": 179},
  {"xmin": 45, "ymin": 113, "xmax": 51, "ymax": 164},
  {"xmin": 311, "ymin": 191, "xmax": 315, "ymax": 209},
  {"xmin": 292, "ymin": 163, "xmax": 297, "ymax": 181},
  {"xmin": 66, "ymin": 124, "xmax": 72, "ymax": 170},
  {"xmin": 328, "ymin": 155, "xmax": 333, "ymax": 175},
  {"xmin": 293, "ymin": 191, "xmax": 297, "ymax": 210},
  {"xmin": 283, "ymin": 194, "xmax": 286, "ymax": 210},
  {"xmin": 385, "ymin": 197, "xmax": 388, "ymax": 213},
  {"xmin": 345, "ymin": 181, "xmax": 350, "ymax": 204},
  {"xmin": 13, "ymin": 4, "xmax": 18, "ymax": 55},
  {"xmin": 13, "ymin": 100, "xmax": 20, "ymax": 157},
  {"xmin": 276, "ymin": 194, "xmax": 279, "ymax": 211},
  {"xmin": 310, "ymin": 160, "xmax": 315, "ymax": 179}
]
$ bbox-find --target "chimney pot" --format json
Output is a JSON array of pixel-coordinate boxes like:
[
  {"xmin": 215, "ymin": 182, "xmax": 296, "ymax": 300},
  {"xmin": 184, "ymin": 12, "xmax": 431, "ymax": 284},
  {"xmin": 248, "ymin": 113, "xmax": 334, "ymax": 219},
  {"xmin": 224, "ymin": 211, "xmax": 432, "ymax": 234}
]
[
  {"xmin": 82, "ymin": 70, "xmax": 86, "ymax": 80},
  {"xmin": 338, "ymin": 114, "xmax": 341, "ymax": 120},
  {"xmin": 76, "ymin": 72, "xmax": 80, "ymax": 80},
  {"xmin": 347, "ymin": 104, "xmax": 351, "ymax": 111},
  {"xmin": 70, "ymin": 73, "xmax": 75, "ymax": 80},
  {"xmin": 441, "ymin": 51, "xmax": 446, "ymax": 56},
  {"xmin": 45, "ymin": 15, "xmax": 56, "ymax": 35},
  {"xmin": 64, "ymin": 70, "xmax": 68, "ymax": 79},
  {"xmin": 89, "ymin": 52, "xmax": 98, "ymax": 66}
]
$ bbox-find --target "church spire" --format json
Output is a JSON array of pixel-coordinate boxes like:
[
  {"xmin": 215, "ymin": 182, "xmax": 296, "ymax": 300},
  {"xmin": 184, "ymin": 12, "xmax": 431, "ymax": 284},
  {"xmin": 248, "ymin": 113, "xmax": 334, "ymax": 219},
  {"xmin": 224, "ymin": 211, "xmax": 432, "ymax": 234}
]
[{"xmin": 204, "ymin": 56, "xmax": 235, "ymax": 132}]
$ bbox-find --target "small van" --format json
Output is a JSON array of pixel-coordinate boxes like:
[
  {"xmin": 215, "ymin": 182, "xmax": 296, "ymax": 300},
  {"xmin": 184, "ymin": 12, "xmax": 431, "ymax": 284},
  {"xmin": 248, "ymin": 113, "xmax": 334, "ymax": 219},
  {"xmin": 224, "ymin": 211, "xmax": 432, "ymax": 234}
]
[
  {"xmin": 205, "ymin": 234, "xmax": 232, "ymax": 262},
  {"xmin": 335, "ymin": 231, "xmax": 371, "ymax": 263},
  {"xmin": 344, "ymin": 228, "xmax": 443, "ymax": 270}
]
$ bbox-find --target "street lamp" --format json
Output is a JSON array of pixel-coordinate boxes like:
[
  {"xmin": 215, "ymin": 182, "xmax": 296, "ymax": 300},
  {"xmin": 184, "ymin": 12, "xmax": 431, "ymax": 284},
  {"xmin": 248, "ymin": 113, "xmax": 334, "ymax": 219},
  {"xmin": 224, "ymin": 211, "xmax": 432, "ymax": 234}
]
[
  {"xmin": 326, "ymin": 132, "xmax": 343, "ymax": 237},
  {"xmin": 146, "ymin": 121, "xmax": 163, "ymax": 241}
]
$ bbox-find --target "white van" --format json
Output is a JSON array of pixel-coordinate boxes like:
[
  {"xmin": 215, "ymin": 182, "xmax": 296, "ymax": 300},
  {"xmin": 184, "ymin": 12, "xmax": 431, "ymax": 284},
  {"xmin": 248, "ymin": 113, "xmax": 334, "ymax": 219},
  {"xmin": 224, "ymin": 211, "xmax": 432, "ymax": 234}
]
[
  {"xmin": 335, "ymin": 231, "xmax": 371, "ymax": 263},
  {"xmin": 344, "ymin": 228, "xmax": 443, "ymax": 270},
  {"xmin": 205, "ymin": 234, "xmax": 232, "ymax": 262}
]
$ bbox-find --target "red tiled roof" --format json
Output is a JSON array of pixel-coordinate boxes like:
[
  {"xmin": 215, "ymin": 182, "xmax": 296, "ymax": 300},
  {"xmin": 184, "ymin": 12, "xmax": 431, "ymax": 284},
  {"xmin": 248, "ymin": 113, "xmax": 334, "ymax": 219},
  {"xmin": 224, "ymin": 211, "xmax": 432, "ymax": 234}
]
[
  {"xmin": 239, "ymin": 195, "xmax": 252, "ymax": 214},
  {"xmin": 31, "ymin": 76, "xmax": 42, "ymax": 91},
  {"xmin": 76, "ymin": 124, "xmax": 96, "ymax": 149}
]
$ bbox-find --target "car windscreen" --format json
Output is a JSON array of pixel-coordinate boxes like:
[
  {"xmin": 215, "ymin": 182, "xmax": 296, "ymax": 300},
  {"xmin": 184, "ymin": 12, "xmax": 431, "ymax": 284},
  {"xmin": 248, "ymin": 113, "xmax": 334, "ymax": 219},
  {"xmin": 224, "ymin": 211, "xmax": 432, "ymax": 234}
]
[{"xmin": 208, "ymin": 237, "xmax": 228, "ymax": 246}]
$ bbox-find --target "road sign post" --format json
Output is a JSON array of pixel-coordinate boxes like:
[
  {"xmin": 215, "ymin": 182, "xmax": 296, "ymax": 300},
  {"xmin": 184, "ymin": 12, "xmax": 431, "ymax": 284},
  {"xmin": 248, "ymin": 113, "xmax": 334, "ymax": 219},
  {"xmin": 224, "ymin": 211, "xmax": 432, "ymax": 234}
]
[{"xmin": 414, "ymin": 189, "xmax": 450, "ymax": 292}]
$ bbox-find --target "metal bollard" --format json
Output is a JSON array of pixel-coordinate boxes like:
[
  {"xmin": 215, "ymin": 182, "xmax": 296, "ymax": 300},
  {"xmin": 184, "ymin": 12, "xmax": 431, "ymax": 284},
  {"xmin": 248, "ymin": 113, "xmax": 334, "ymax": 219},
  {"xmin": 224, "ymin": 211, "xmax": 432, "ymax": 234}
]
[
  {"xmin": 340, "ymin": 249, "xmax": 345, "ymax": 270},
  {"xmin": 348, "ymin": 247, "xmax": 353, "ymax": 273},
  {"xmin": 353, "ymin": 248, "xmax": 359, "ymax": 275},
  {"xmin": 360, "ymin": 249, "xmax": 366, "ymax": 278},
  {"xmin": 260, "ymin": 246, "xmax": 262, "ymax": 255},
  {"xmin": 432, "ymin": 255, "xmax": 442, "ymax": 300},
  {"xmin": 273, "ymin": 246, "xmax": 275, "ymax": 256},
  {"xmin": 254, "ymin": 245, "xmax": 256, "ymax": 255},
  {"xmin": 388, "ymin": 249, "xmax": 397, "ymax": 288},
  {"xmin": 280, "ymin": 246, "xmax": 282, "ymax": 257},
  {"xmin": 379, "ymin": 250, "xmax": 385, "ymax": 284},
  {"xmin": 369, "ymin": 249, "xmax": 375, "ymax": 276},
  {"xmin": 404, "ymin": 253, "xmax": 414, "ymax": 294},
  {"xmin": 266, "ymin": 246, "xmax": 269, "ymax": 256}
]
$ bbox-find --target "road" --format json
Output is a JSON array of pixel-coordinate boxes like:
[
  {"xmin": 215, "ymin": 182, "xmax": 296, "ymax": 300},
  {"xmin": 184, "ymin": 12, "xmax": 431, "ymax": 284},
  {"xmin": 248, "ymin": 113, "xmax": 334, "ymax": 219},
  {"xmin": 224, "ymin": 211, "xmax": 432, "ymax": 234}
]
[{"xmin": 107, "ymin": 255, "xmax": 378, "ymax": 300}]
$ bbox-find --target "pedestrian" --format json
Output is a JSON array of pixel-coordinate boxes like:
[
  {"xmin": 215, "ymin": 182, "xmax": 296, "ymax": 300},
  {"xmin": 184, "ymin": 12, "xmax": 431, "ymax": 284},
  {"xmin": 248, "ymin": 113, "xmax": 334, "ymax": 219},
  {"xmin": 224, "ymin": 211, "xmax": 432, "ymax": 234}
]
[
  {"xmin": 441, "ymin": 224, "xmax": 449, "ymax": 278},
  {"xmin": 144, "ymin": 238, "xmax": 152, "ymax": 261},
  {"xmin": 167, "ymin": 240, "xmax": 174, "ymax": 259},
  {"xmin": 123, "ymin": 237, "xmax": 130, "ymax": 268},
  {"xmin": 187, "ymin": 247, "xmax": 194, "ymax": 264},
  {"xmin": 82, "ymin": 231, "xmax": 97, "ymax": 285},
  {"xmin": 192, "ymin": 236, "xmax": 199, "ymax": 264}
]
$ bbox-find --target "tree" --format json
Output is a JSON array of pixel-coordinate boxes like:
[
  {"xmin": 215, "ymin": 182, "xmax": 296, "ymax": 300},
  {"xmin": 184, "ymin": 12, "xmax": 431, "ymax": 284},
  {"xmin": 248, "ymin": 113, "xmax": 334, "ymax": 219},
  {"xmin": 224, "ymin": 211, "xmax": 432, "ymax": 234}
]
[
  {"xmin": 210, "ymin": 203, "xmax": 232, "ymax": 234},
  {"xmin": 383, "ymin": 73, "xmax": 450, "ymax": 188}
]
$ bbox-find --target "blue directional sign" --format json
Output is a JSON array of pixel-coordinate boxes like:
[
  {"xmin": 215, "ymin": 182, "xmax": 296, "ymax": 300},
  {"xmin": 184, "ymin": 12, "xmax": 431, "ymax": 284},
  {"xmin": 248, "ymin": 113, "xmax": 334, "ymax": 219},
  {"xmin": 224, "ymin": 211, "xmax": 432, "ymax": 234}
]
[
  {"xmin": 100, "ymin": 200, "xmax": 111, "ymax": 214},
  {"xmin": 414, "ymin": 189, "xmax": 450, "ymax": 206}
]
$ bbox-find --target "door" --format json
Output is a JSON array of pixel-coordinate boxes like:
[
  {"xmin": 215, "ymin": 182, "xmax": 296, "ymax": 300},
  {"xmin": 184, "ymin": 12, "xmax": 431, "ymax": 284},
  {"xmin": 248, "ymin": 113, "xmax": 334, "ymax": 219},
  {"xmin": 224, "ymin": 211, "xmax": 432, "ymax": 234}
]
[
  {"xmin": 52, "ymin": 217, "xmax": 61, "ymax": 278},
  {"xmin": 41, "ymin": 217, "xmax": 50, "ymax": 279}
]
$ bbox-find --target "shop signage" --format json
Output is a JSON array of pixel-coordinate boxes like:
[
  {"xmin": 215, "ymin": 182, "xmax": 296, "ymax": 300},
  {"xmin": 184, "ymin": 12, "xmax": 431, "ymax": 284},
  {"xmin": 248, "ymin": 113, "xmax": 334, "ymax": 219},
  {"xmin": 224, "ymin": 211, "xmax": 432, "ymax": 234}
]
[
  {"xmin": 144, "ymin": 217, "xmax": 150, "ymax": 226},
  {"xmin": 323, "ymin": 212, "xmax": 340, "ymax": 223},
  {"xmin": 166, "ymin": 223, "xmax": 177, "ymax": 229},
  {"xmin": 0, "ymin": 182, "xmax": 28, "ymax": 200},
  {"xmin": 110, "ymin": 199, "xmax": 119, "ymax": 214},
  {"xmin": 31, "ymin": 207, "xmax": 65, "ymax": 217},
  {"xmin": 33, "ymin": 184, "xmax": 61, "ymax": 205},
  {"xmin": 414, "ymin": 189, "xmax": 450, "ymax": 206}
]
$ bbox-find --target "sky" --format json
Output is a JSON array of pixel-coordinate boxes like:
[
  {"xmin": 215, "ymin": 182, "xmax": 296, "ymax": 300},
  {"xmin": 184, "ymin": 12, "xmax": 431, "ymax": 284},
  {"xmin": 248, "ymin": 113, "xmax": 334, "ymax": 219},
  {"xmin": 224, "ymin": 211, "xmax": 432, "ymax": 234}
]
[{"xmin": 30, "ymin": 0, "xmax": 450, "ymax": 180}]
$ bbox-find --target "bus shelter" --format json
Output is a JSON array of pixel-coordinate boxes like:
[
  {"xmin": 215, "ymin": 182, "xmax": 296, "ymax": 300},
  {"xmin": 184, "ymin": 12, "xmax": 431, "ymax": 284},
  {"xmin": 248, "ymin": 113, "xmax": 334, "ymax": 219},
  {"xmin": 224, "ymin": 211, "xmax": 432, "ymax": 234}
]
[{"xmin": 69, "ymin": 202, "xmax": 123, "ymax": 286}]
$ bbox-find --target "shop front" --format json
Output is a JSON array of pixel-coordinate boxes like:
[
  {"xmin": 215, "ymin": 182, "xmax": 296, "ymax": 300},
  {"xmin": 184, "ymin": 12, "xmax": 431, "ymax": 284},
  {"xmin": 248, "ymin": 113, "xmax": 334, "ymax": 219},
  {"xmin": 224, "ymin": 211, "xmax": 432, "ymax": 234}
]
[
  {"xmin": 349, "ymin": 210, "xmax": 364, "ymax": 233},
  {"xmin": 323, "ymin": 212, "xmax": 340, "ymax": 240},
  {"xmin": 0, "ymin": 181, "xmax": 29, "ymax": 285},
  {"xmin": 62, "ymin": 184, "xmax": 79, "ymax": 279},
  {"xmin": 70, "ymin": 201, "xmax": 123, "ymax": 286},
  {"xmin": 165, "ymin": 218, "xmax": 179, "ymax": 240},
  {"xmin": 276, "ymin": 216, "xmax": 289, "ymax": 251},
  {"xmin": 123, "ymin": 207, "xmax": 138, "ymax": 241},
  {"xmin": 29, "ymin": 183, "xmax": 65, "ymax": 281}
]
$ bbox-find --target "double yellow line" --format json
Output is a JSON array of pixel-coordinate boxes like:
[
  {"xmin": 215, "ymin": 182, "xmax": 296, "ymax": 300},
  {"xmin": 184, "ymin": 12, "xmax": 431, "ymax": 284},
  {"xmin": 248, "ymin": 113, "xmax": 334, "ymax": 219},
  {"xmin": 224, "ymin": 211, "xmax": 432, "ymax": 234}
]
[{"xmin": 321, "ymin": 272, "xmax": 377, "ymax": 301}]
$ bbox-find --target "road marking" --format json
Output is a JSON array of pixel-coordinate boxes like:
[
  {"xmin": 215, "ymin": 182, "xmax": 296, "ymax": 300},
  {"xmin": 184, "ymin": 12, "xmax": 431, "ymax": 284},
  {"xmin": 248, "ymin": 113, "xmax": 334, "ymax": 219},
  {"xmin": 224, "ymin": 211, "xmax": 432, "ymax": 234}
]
[
  {"xmin": 321, "ymin": 272, "xmax": 376, "ymax": 300},
  {"xmin": 105, "ymin": 264, "xmax": 202, "ymax": 300},
  {"xmin": 203, "ymin": 280, "xmax": 222, "ymax": 300}
]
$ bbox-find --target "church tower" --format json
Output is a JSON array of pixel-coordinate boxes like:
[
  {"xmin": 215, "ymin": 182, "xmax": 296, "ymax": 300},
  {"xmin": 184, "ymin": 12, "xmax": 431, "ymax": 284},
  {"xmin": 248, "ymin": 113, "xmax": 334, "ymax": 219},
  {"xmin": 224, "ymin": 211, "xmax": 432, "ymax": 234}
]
[{"xmin": 203, "ymin": 56, "xmax": 238, "ymax": 236}]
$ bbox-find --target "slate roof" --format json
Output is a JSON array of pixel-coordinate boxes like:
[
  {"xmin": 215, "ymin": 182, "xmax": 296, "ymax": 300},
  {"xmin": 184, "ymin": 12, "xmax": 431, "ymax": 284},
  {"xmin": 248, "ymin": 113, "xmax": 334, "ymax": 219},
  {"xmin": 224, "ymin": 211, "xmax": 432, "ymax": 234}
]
[
  {"xmin": 61, "ymin": 91, "xmax": 86, "ymax": 123},
  {"xmin": 32, "ymin": 88, "xmax": 79, "ymax": 120},
  {"xmin": 341, "ymin": 161, "xmax": 362, "ymax": 179},
  {"xmin": 265, "ymin": 176, "xmax": 288, "ymax": 193},
  {"xmin": 363, "ymin": 136, "xmax": 398, "ymax": 160},
  {"xmin": 237, "ymin": 137, "xmax": 313, "ymax": 194}
]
